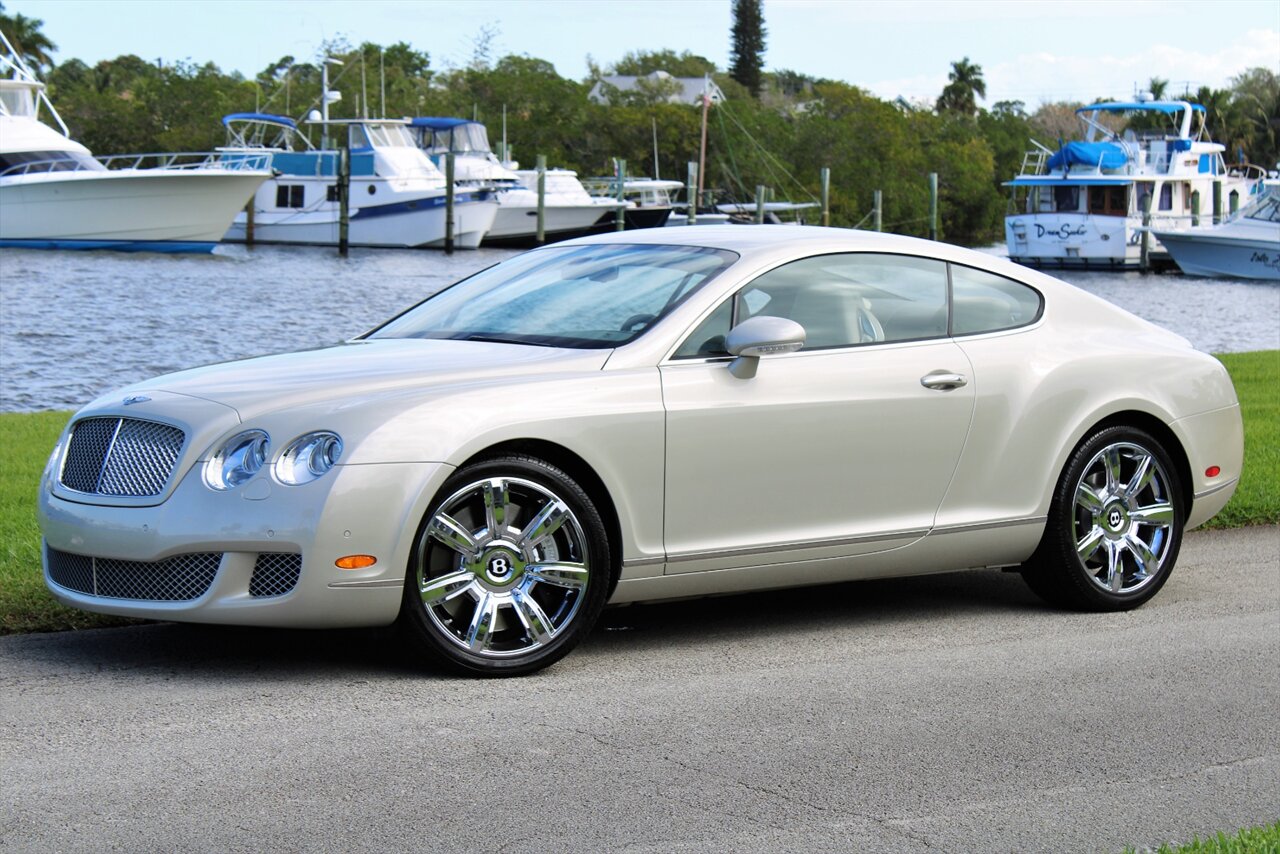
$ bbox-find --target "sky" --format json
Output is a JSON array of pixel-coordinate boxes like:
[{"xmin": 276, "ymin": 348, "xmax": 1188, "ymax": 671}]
[{"xmin": 14, "ymin": 0, "xmax": 1280, "ymax": 107}]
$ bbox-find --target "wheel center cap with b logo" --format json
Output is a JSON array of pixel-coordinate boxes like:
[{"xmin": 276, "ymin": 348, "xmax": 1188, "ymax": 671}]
[
  {"xmin": 488, "ymin": 554, "xmax": 513, "ymax": 579},
  {"xmin": 1105, "ymin": 505, "xmax": 1127, "ymax": 531},
  {"xmin": 477, "ymin": 544, "xmax": 524, "ymax": 586}
]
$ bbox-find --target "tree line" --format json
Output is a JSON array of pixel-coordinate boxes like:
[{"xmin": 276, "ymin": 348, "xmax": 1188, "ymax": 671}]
[{"xmin": 3, "ymin": 4, "xmax": 1277, "ymax": 246}]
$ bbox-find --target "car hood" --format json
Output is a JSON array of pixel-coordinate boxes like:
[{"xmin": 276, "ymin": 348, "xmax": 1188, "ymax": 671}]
[{"xmin": 107, "ymin": 338, "xmax": 612, "ymax": 420}]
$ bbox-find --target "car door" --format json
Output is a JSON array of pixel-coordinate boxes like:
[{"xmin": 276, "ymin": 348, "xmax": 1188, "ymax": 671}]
[{"xmin": 659, "ymin": 252, "xmax": 975, "ymax": 574}]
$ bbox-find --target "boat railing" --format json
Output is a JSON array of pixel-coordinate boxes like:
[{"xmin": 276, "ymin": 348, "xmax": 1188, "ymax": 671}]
[
  {"xmin": 1, "ymin": 151, "xmax": 272, "ymax": 178},
  {"xmin": 97, "ymin": 151, "xmax": 273, "ymax": 172}
]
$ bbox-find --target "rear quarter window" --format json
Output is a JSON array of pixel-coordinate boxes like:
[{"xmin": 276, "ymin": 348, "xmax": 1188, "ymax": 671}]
[{"xmin": 950, "ymin": 265, "xmax": 1043, "ymax": 336}]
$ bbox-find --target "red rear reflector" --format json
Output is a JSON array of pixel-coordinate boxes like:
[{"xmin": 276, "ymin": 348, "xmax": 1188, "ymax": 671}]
[
  {"xmin": 336, "ymin": 555, "xmax": 377, "ymax": 570},
  {"xmin": 1205, "ymin": 466, "xmax": 1221, "ymax": 478}
]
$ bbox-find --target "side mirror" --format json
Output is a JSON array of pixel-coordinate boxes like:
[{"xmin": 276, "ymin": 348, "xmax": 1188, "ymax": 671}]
[{"xmin": 725, "ymin": 316, "xmax": 806, "ymax": 379}]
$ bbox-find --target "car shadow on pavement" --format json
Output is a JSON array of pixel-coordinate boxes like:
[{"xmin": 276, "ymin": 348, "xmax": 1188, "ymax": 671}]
[{"xmin": 587, "ymin": 566, "xmax": 1045, "ymax": 656}]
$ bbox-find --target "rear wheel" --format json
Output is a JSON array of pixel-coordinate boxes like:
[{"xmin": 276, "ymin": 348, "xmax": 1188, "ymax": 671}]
[
  {"xmin": 399, "ymin": 455, "xmax": 612, "ymax": 676},
  {"xmin": 1021, "ymin": 425, "xmax": 1184, "ymax": 611}
]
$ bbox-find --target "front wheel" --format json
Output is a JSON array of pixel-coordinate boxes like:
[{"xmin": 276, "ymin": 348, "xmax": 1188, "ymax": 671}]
[
  {"xmin": 1021, "ymin": 425, "xmax": 1184, "ymax": 611},
  {"xmin": 399, "ymin": 455, "xmax": 612, "ymax": 676}
]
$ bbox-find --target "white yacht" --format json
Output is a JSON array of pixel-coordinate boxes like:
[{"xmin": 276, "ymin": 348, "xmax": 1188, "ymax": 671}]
[
  {"xmin": 1005, "ymin": 99, "xmax": 1265, "ymax": 268},
  {"xmin": 408, "ymin": 117, "xmax": 614, "ymax": 244},
  {"xmin": 583, "ymin": 176, "xmax": 684, "ymax": 229},
  {"xmin": 1151, "ymin": 180, "xmax": 1280, "ymax": 280},
  {"xmin": 0, "ymin": 35, "xmax": 270, "ymax": 253},
  {"xmin": 221, "ymin": 113, "xmax": 497, "ymax": 249}
]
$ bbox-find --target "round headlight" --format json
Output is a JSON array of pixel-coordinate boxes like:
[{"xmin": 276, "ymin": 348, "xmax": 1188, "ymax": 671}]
[
  {"xmin": 274, "ymin": 431, "xmax": 343, "ymax": 486},
  {"xmin": 205, "ymin": 430, "xmax": 270, "ymax": 491}
]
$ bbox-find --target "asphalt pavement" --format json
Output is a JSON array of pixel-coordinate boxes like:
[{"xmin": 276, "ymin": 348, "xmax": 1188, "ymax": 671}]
[{"xmin": 2, "ymin": 525, "xmax": 1277, "ymax": 852}]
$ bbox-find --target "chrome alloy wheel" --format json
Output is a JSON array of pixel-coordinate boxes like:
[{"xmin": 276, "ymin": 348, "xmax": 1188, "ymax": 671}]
[
  {"xmin": 414, "ymin": 476, "xmax": 590, "ymax": 658},
  {"xmin": 1072, "ymin": 441, "xmax": 1176, "ymax": 595}
]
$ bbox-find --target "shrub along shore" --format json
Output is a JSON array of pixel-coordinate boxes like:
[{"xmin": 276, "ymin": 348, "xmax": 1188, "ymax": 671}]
[{"xmin": 1, "ymin": 350, "xmax": 1275, "ymax": 635}]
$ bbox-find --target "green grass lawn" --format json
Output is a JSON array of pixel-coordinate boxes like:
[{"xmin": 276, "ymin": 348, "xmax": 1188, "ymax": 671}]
[
  {"xmin": 1201, "ymin": 350, "xmax": 1279, "ymax": 528},
  {"xmin": 1124, "ymin": 820, "xmax": 1280, "ymax": 853},
  {"xmin": 1, "ymin": 350, "xmax": 1276, "ymax": 635}
]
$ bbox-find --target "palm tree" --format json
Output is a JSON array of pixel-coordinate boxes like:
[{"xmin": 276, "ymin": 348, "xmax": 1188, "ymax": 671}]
[
  {"xmin": 0, "ymin": 3, "xmax": 57, "ymax": 72},
  {"xmin": 936, "ymin": 57, "xmax": 986, "ymax": 117}
]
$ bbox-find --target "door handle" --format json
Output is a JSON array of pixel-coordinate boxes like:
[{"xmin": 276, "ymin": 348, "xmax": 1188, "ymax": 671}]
[{"xmin": 920, "ymin": 371, "xmax": 967, "ymax": 391}]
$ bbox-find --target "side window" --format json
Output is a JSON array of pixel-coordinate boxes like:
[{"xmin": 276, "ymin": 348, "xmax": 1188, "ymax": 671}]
[
  {"xmin": 275, "ymin": 184, "xmax": 304, "ymax": 208},
  {"xmin": 671, "ymin": 253, "xmax": 950, "ymax": 357},
  {"xmin": 673, "ymin": 298, "xmax": 733, "ymax": 358},
  {"xmin": 738, "ymin": 254, "xmax": 948, "ymax": 350},
  {"xmin": 950, "ymin": 265, "xmax": 1043, "ymax": 336}
]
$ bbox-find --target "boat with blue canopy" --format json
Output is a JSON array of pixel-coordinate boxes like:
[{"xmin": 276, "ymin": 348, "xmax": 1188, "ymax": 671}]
[
  {"xmin": 1004, "ymin": 98, "xmax": 1266, "ymax": 269},
  {"xmin": 219, "ymin": 112, "xmax": 497, "ymax": 249}
]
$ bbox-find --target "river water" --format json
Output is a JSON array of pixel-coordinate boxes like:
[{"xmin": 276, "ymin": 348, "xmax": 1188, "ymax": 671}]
[{"xmin": 1, "ymin": 243, "xmax": 1277, "ymax": 412}]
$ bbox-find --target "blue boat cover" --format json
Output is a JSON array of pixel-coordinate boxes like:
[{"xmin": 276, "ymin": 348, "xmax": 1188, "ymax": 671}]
[
  {"xmin": 408, "ymin": 117, "xmax": 475, "ymax": 129},
  {"xmin": 1047, "ymin": 141, "xmax": 1128, "ymax": 171},
  {"xmin": 1077, "ymin": 102, "xmax": 1205, "ymax": 114},
  {"xmin": 222, "ymin": 112, "xmax": 298, "ymax": 129}
]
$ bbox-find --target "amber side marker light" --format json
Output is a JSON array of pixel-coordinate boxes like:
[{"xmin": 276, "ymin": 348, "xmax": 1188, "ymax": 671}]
[
  {"xmin": 1205, "ymin": 466, "xmax": 1221, "ymax": 478},
  {"xmin": 336, "ymin": 555, "xmax": 377, "ymax": 570}
]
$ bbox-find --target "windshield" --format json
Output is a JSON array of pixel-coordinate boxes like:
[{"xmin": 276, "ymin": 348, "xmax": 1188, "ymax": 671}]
[
  {"xmin": 367, "ymin": 244, "xmax": 738, "ymax": 348},
  {"xmin": 1243, "ymin": 190, "xmax": 1280, "ymax": 223}
]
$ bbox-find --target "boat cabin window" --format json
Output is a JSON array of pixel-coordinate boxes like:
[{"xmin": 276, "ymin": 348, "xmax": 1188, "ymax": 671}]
[
  {"xmin": 276, "ymin": 184, "xmax": 305, "ymax": 208},
  {"xmin": 0, "ymin": 149, "xmax": 104, "ymax": 175},
  {"xmin": 364, "ymin": 125, "xmax": 416, "ymax": 149},
  {"xmin": 1088, "ymin": 185, "xmax": 1128, "ymax": 216},
  {"xmin": 1159, "ymin": 184, "xmax": 1173, "ymax": 211},
  {"xmin": 1053, "ymin": 186, "xmax": 1080, "ymax": 212},
  {"xmin": 0, "ymin": 87, "xmax": 36, "ymax": 117}
]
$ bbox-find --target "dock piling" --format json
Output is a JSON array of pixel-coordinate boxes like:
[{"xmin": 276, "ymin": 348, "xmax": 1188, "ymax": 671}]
[
  {"xmin": 445, "ymin": 152, "xmax": 456, "ymax": 254},
  {"xmin": 820, "ymin": 167, "xmax": 830, "ymax": 227},
  {"xmin": 1140, "ymin": 190, "xmax": 1153, "ymax": 273},
  {"xmin": 928, "ymin": 173, "xmax": 938, "ymax": 241},
  {"xmin": 244, "ymin": 199, "xmax": 256, "ymax": 246},
  {"xmin": 536, "ymin": 154, "xmax": 546, "ymax": 244},
  {"xmin": 1213, "ymin": 180, "xmax": 1223, "ymax": 225},
  {"xmin": 873, "ymin": 190, "xmax": 883, "ymax": 232},
  {"xmin": 337, "ymin": 133, "xmax": 350, "ymax": 257},
  {"xmin": 614, "ymin": 159, "xmax": 626, "ymax": 232},
  {"xmin": 1190, "ymin": 190, "xmax": 1200, "ymax": 228},
  {"xmin": 755, "ymin": 185, "xmax": 766, "ymax": 224},
  {"xmin": 686, "ymin": 161, "xmax": 697, "ymax": 225}
]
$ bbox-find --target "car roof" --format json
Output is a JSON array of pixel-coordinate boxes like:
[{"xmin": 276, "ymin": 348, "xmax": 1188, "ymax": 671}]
[{"xmin": 552, "ymin": 225, "xmax": 1052, "ymax": 285}]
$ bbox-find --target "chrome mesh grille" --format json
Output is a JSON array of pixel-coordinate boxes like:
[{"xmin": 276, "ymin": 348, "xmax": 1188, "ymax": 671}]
[
  {"xmin": 249, "ymin": 553, "xmax": 303, "ymax": 598},
  {"xmin": 59, "ymin": 417, "xmax": 185, "ymax": 497},
  {"xmin": 46, "ymin": 545, "xmax": 221, "ymax": 601}
]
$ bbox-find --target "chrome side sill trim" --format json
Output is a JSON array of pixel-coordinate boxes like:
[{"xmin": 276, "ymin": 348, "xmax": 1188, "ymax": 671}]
[
  {"xmin": 929, "ymin": 516, "xmax": 1046, "ymax": 535},
  {"xmin": 622, "ymin": 557, "xmax": 665, "ymax": 569},
  {"xmin": 665, "ymin": 528, "xmax": 928, "ymax": 564}
]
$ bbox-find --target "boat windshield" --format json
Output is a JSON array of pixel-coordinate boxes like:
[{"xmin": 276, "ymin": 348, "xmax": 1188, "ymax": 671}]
[
  {"xmin": 1243, "ymin": 190, "xmax": 1280, "ymax": 223},
  {"xmin": 366, "ymin": 244, "xmax": 738, "ymax": 349},
  {"xmin": 0, "ymin": 149, "xmax": 105, "ymax": 176},
  {"xmin": 363, "ymin": 124, "xmax": 416, "ymax": 149},
  {"xmin": 423, "ymin": 123, "xmax": 491, "ymax": 155}
]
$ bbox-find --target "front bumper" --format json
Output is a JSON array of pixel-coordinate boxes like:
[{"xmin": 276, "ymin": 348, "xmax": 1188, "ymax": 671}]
[{"xmin": 38, "ymin": 460, "xmax": 452, "ymax": 627}]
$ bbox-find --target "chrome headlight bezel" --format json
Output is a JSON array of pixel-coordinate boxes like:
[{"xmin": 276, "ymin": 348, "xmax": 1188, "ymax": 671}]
[
  {"xmin": 204, "ymin": 429, "xmax": 271, "ymax": 491},
  {"xmin": 274, "ymin": 431, "xmax": 343, "ymax": 486}
]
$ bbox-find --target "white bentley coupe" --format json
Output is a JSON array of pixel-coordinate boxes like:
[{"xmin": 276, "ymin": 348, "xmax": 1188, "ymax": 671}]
[{"xmin": 39, "ymin": 226, "xmax": 1243, "ymax": 675}]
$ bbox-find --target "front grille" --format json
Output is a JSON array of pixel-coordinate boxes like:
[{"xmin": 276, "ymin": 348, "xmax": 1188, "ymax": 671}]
[
  {"xmin": 47, "ymin": 546, "xmax": 221, "ymax": 601},
  {"xmin": 249, "ymin": 553, "xmax": 303, "ymax": 598},
  {"xmin": 59, "ymin": 417, "xmax": 185, "ymax": 497}
]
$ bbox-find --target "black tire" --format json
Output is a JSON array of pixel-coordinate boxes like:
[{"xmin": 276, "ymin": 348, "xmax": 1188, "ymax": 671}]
[
  {"xmin": 1021, "ymin": 425, "xmax": 1185, "ymax": 611},
  {"xmin": 399, "ymin": 454, "xmax": 612, "ymax": 677}
]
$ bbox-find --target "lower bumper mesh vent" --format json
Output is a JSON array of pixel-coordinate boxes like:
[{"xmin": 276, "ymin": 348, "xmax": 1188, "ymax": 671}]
[
  {"xmin": 46, "ymin": 545, "xmax": 221, "ymax": 601},
  {"xmin": 249, "ymin": 553, "xmax": 302, "ymax": 598}
]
